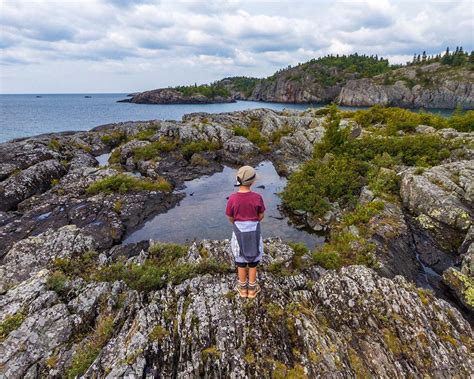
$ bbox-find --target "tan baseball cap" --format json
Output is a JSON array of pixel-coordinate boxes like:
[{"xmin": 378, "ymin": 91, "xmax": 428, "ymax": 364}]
[{"xmin": 235, "ymin": 165, "xmax": 256, "ymax": 186}]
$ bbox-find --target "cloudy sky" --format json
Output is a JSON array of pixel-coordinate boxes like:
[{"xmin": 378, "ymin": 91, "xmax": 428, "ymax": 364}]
[{"xmin": 1, "ymin": 0, "xmax": 472, "ymax": 93}]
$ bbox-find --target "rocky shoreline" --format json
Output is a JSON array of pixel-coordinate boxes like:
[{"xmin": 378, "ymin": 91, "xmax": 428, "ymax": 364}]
[
  {"xmin": 0, "ymin": 107, "xmax": 473, "ymax": 377},
  {"xmin": 126, "ymin": 62, "xmax": 474, "ymax": 109}
]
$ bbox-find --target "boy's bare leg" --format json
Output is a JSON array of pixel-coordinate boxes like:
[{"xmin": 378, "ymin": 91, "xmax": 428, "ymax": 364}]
[
  {"xmin": 248, "ymin": 267, "xmax": 257, "ymax": 283},
  {"xmin": 236, "ymin": 267, "xmax": 248, "ymax": 298},
  {"xmin": 247, "ymin": 267, "xmax": 260, "ymax": 298},
  {"xmin": 237, "ymin": 267, "xmax": 248, "ymax": 283}
]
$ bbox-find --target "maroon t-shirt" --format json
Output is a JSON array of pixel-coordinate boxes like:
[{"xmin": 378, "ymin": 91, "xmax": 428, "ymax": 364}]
[{"xmin": 225, "ymin": 191, "xmax": 265, "ymax": 221}]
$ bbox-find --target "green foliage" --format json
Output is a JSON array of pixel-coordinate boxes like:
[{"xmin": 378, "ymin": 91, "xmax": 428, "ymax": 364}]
[
  {"xmin": 53, "ymin": 250, "xmax": 98, "ymax": 278},
  {"xmin": 134, "ymin": 123, "xmax": 160, "ymax": 140},
  {"xmin": 180, "ymin": 140, "xmax": 220, "ymax": 160},
  {"xmin": 100, "ymin": 130, "xmax": 127, "ymax": 147},
  {"xmin": 367, "ymin": 167, "xmax": 400, "ymax": 197},
  {"xmin": 312, "ymin": 251, "xmax": 342, "ymax": 270},
  {"xmin": 47, "ymin": 138, "xmax": 62, "ymax": 152},
  {"xmin": 313, "ymin": 231, "xmax": 377, "ymax": 269},
  {"xmin": 46, "ymin": 270, "xmax": 68, "ymax": 295},
  {"xmin": 270, "ymin": 124, "xmax": 293, "ymax": 144},
  {"xmin": 281, "ymin": 155, "xmax": 366, "ymax": 217},
  {"xmin": 313, "ymin": 103, "xmax": 350, "ymax": 158},
  {"xmin": 149, "ymin": 325, "xmax": 168, "ymax": 342},
  {"xmin": 86, "ymin": 174, "xmax": 171, "ymax": 195},
  {"xmin": 233, "ymin": 125, "xmax": 270, "ymax": 152},
  {"xmin": 131, "ymin": 139, "xmax": 177, "ymax": 161},
  {"xmin": 348, "ymin": 104, "xmax": 473, "ymax": 133},
  {"xmin": 0, "ymin": 311, "xmax": 26, "ymax": 342},
  {"xmin": 345, "ymin": 134, "xmax": 451, "ymax": 167},
  {"xmin": 67, "ymin": 315, "xmax": 114, "ymax": 379},
  {"xmin": 342, "ymin": 201, "xmax": 385, "ymax": 226},
  {"xmin": 76, "ymin": 243, "xmax": 232, "ymax": 292},
  {"xmin": 175, "ymin": 84, "xmax": 231, "ymax": 98},
  {"xmin": 448, "ymin": 109, "xmax": 474, "ymax": 132},
  {"xmin": 221, "ymin": 76, "xmax": 258, "ymax": 97}
]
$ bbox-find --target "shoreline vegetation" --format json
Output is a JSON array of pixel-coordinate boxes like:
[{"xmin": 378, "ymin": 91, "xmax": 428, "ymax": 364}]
[{"xmin": 121, "ymin": 47, "xmax": 474, "ymax": 109}]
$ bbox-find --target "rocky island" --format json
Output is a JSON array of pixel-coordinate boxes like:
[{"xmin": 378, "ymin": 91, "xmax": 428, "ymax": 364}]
[
  {"xmin": 0, "ymin": 105, "xmax": 473, "ymax": 377},
  {"xmin": 119, "ymin": 86, "xmax": 235, "ymax": 104},
  {"xmin": 124, "ymin": 49, "xmax": 474, "ymax": 109}
]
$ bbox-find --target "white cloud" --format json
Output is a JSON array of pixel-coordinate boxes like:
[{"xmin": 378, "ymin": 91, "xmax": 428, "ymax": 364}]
[{"xmin": 0, "ymin": 0, "xmax": 472, "ymax": 93}]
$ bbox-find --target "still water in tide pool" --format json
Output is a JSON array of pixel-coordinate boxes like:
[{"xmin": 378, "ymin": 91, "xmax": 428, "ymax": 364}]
[{"xmin": 124, "ymin": 161, "xmax": 324, "ymax": 249}]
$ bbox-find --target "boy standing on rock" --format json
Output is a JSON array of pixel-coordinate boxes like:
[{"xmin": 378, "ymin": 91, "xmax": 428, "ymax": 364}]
[{"xmin": 226, "ymin": 165, "xmax": 265, "ymax": 298}]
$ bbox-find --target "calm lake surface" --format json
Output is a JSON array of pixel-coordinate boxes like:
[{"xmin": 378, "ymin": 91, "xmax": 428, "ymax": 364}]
[
  {"xmin": 0, "ymin": 93, "xmax": 453, "ymax": 143},
  {"xmin": 124, "ymin": 161, "xmax": 325, "ymax": 249},
  {"xmin": 0, "ymin": 93, "xmax": 313, "ymax": 143}
]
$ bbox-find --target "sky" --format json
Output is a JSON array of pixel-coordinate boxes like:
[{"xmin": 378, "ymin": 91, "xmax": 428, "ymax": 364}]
[{"xmin": 0, "ymin": 0, "xmax": 473, "ymax": 94}]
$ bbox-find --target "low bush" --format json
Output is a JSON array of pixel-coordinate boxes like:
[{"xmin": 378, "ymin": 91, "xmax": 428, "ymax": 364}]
[
  {"xmin": 342, "ymin": 200, "xmax": 385, "ymax": 226},
  {"xmin": 313, "ymin": 231, "xmax": 377, "ymax": 269},
  {"xmin": 100, "ymin": 130, "xmax": 127, "ymax": 147},
  {"xmin": 347, "ymin": 104, "xmax": 474, "ymax": 133},
  {"xmin": 180, "ymin": 140, "xmax": 220, "ymax": 160},
  {"xmin": 131, "ymin": 139, "xmax": 177, "ymax": 161},
  {"xmin": 281, "ymin": 155, "xmax": 366, "ymax": 217},
  {"xmin": 0, "ymin": 311, "xmax": 26, "ymax": 342},
  {"xmin": 66, "ymin": 314, "xmax": 114, "ymax": 379},
  {"xmin": 46, "ymin": 270, "xmax": 68, "ymax": 295},
  {"xmin": 134, "ymin": 123, "xmax": 160, "ymax": 140},
  {"xmin": 270, "ymin": 124, "xmax": 293, "ymax": 144},
  {"xmin": 86, "ymin": 174, "xmax": 171, "ymax": 195},
  {"xmin": 345, "ymin": 134, "xmax": 451, "ymax": 167}
]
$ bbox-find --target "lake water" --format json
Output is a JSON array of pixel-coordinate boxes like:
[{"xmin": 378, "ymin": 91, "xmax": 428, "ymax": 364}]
[
  {"xmin": 0, "ymin": 93, "xmax": 453, "ymax": 143},
  {"xmin": 124, "ymin": 160, "xmax": 325, "ymax": 249},
  {"xmin": 0, "ymin": 93, "xmax": 313, "ymax": 143}
]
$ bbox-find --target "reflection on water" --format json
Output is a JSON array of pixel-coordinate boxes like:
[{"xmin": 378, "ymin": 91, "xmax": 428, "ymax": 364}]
[
  {"xmin": 124, "ymin": 161, "xmax": 325, "ymax": 249},
  {"xmin": 95, "ymin": 153, "xmax": 111, "ymax": 166}
]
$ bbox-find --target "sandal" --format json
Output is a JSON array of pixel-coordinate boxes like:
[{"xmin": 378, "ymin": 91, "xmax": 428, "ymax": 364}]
[
  {"xmin": 236, "ymin": 280, "xmax": 248, "ymax": 298},
  {"xmin": 247, "ymin": 281, "xmax": 260, "ymax": 299}
]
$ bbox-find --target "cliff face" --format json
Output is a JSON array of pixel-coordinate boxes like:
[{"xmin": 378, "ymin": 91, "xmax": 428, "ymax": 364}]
[
  {"xmin": 244, "ymin": 63, "xmax": 345, "ymax": 103},
  {"xmin": 337, "ymin": 64, "xmax": 474, "ymax": 109}
]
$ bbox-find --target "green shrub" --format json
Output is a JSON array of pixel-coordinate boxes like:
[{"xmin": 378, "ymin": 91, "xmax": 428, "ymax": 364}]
[
  {"xmin": 180, "ymin": 140, "xmax": 220, "ymax": 160},
  {"xmin": 347, "ymin": 105, "xmax": 474, "ymax": 133},
  {"xmin": 313, "ymin": 231, "xmax": 377, "ymax": 269},
  {"xmin": 131, "ymin": 139, "xmax": 177, "ymax": 161},
  {"xmin": 46, "ymin": 271, "xmax": 67, "ymax": 295},
  {"xmin": 52, "ymin": 250, "xmax": 98, "ymax": 278},
  {"xmin": 48, "ymin": 138, "xmax": 62, "ymax": 152},
  {"xmin": 448, "ymin": 109, "xmax": 474, "ymax": 132},
  {"xmin": 342, "ymin": 201, "xmax": 385, "ymax": 226},
  {"xmin": 313, "ymin": 104, "xmax": 350, "ymax": 159},
  {"xmin": 86, "ymin": 174, "xmax": 171, "ymax": 195},
  {"xmin": 312, "ymin": 251, "xmax": 342, "ymax": 270},
  {"xmin": 67, "ymin": 315, "xmax": 114, "ymax": 378},
  {"xmin": 367, "ymin": 167, "xmax": 400, "ymax": 197},
  {"xmin": 134, "ymin": 123, "xmax": 160, "ymax": 140},
  {"xmin": 270, "ymin": 124, "xmax": 293, "ymax": 144},
  {"xmin": 101, "ymin": 130, "xmax": 127, "ymax": 147},
  {"xmin": 175, "ymin": 84, "xmax": 230, "ymax": 98},
  {"xmin": 0, "ymin": 311, "xmax": 26, "ymax": 342},
  {"xmin": 345, "ymin": 134, "xmax": 451, "ymax": 167},
  {"xmin": 281, "ymin": 155, "xmax": 366, "ymax": 217}
]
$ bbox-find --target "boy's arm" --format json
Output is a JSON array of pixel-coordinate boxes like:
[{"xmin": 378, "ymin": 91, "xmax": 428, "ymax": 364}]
[
  {"xmin": 258, "ymin": 213, "xmax": 264, "ymax": 221},
  {"xmin": 227, "ymin": 216, "xmax": 234, "ymax": 224}
]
